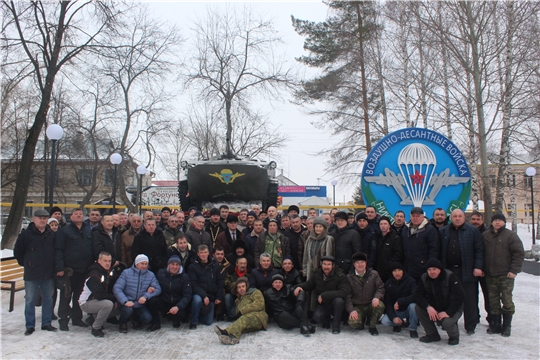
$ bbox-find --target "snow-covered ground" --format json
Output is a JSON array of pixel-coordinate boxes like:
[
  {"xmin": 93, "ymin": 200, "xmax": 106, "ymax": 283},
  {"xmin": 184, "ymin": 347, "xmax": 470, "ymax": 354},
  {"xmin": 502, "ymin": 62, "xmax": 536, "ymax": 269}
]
[{"xmin": 1, "ymin": 222, "xmax": 538, "ymax": 359}]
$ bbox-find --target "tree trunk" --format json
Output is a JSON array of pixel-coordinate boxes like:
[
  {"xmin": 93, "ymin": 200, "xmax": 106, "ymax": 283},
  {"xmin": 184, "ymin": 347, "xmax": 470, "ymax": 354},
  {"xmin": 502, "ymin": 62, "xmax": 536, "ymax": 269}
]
[{"xmin": 355, "ymin": 2, "xmax": 371, "ymax": 153}]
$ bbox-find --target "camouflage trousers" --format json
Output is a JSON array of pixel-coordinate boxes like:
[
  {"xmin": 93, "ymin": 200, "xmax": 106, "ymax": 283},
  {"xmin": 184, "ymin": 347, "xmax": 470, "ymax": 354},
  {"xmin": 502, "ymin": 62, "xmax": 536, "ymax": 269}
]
[
  {"xmin": 348, "ymin": 302, "xmax": 385, "ymax": 329},
  {"xmin": 486, "ymin": 275, "xmax": 515, "ymax": 315},
  {"xmin": 226, "ymin": 312, "xmax": 266, "ymax": 339}
]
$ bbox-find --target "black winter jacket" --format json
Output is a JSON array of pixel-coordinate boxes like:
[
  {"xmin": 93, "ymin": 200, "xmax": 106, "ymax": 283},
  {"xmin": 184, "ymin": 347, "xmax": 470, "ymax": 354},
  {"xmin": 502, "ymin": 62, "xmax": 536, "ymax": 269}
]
[
  {"xmin": 55, "ymin": 222, "xmax": 93, "ymax": 273},
  {"xmin": 375, "ymin": 229, "xmax": 403, "ymax": 282},
  {"xmin": 249, "ymin": 263, "xmax": 279, "ymax": 293},
  {"xmin": 357, "ymin": 227, "xmax": 378, "ymax": 269},
  {"xmin": 155, "ymin": 268, "xmax": 192, "ymax": 309},
  {"xmin": 92, "ymin": 225, "xmax": 121, "ymax": 264},
  {"xmin": 79, "ymin": 262, "xmax": 116, "ymax": 305},
  {"xmin": 14, "ymin": 223, "xmax": 56, "ymax": 281},
  {"xmin": 130, "ymin": 228, "xmax": 167, "ymax": 273},
  {"xmin": 415, "ymin": 269, "xmax": 464, "ymax": 317},
  {"xmin": 166, "ymin": 245, "xmax": 195, "ymax": 273},
  {"xmin": 330, "ymin": 226, "xmax": 361, "ymax": 273},
  {"xmin": 264, "ymin": 284, "xmax": 297, "ymax": 315},
  {"xmin": 401, "ymin": 219, "xmax": 440, "ymax": 279},
  {"xmin": 188, "ymin": 256, "xmax": 224, "ymax": 302},
  {"xmin": 298, "ymin": 267, "xmax": 349, "ymax": 305},
  {"xmin": 279, "ymin": 267, "xmax": 303, "ymax": 286},
  {"xmin": 383, "ymin": 272, "xmax": 417, "ymax": 320}
]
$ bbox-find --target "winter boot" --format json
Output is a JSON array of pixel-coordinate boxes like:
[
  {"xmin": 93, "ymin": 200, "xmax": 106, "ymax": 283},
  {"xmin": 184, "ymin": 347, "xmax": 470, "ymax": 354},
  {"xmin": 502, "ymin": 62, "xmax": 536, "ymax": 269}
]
[
  {"xmin": 487, "ymin": 314, "xmax": 502, "ymax": 334},
  {"xmin": 501, "ymin": 314, "xmax": 512, "ymax": 337}
]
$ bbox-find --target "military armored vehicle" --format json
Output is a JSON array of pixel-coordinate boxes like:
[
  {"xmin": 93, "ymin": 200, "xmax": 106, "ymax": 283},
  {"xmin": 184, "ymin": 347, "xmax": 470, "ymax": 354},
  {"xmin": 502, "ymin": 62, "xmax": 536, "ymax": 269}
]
[{"xmin": 178, "ymin": 153, "xmax": 278, "ymax": 211}]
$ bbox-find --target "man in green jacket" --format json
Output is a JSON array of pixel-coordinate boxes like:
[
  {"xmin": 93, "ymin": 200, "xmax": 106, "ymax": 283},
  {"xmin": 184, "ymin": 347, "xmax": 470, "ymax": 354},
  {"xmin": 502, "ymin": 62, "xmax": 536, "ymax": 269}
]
[
  {"xmin": 214, "ymin": 277, "xmax": 268, "ymax": 345},
  {"xmin": 482, "ymin": 213, "xmax": 524, "ymax": 337}
]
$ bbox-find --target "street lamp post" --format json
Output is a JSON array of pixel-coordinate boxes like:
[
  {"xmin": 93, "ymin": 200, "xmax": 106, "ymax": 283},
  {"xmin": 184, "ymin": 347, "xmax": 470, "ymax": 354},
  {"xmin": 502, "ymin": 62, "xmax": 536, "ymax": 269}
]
[
  {"xmin": 109, "ymin": 153, "xmax": 123, "ymax": 212},
  {"xmin": 526, "ymin": 166, "xmax": 536, "ymax": 247},
  {"xmin": 45, "ymin": 124, "xmax": 64, "ymax": 211},
  {"xmin": 136, "ymin": 165, "xmax": 146, "ymax": 214},
  {"xmin": 331, "ymin": 179, "xmax": 338, "ymax": 206}
]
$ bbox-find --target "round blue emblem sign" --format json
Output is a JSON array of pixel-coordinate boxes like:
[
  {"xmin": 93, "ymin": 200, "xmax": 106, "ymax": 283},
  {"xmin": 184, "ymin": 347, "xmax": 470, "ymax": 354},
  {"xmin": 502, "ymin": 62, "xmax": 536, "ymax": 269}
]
[{"xmin": 361, "ymin": 128, "xmax": 471, "ymax": 221}]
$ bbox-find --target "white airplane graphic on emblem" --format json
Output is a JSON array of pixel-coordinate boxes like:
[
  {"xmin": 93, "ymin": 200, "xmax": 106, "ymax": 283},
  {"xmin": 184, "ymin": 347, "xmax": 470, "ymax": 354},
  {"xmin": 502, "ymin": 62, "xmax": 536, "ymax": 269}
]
[{"xmin": 364, "ymin": 168, "xmax": 469, "ymax": 205}]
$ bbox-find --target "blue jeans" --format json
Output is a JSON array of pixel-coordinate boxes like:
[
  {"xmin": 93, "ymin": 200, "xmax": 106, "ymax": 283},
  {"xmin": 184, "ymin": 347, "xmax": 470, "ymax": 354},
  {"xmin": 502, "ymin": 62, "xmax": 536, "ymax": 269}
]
[
  {"xmin": 381, "ymin": 303, "xmax": 418, "ymax": 331},
  {"xmin": 224, "ymin": 293, "xmax": 236, "ymax": 318},
  {"xmin": 119, "ymin": 305, "xmax": 152, "ymax": 324},
  {"xmin": 190, "ymin": 295, "xmax": 215, "ymax": 325},
  {"xmin": 25, "ymin": 279, "xmax": 54, "ymax": 328}
]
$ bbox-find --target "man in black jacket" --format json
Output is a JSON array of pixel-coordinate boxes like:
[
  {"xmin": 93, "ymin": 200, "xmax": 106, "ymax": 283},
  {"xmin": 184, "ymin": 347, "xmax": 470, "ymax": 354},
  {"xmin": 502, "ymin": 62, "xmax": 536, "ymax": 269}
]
[
  {"xmin": 130, "ymin": 219, "xmax": 167, "ymax": 275},
  {"xmin": 55, "ymin": 208, "xmax": 94, "ymax": 331},
  {"xmin": 78, "ymin": 252, "xmax": 119, "ymax": 337},
  {"xmin": 415, "ymin": 258, "xmax": 465, "ymax": 345},
  {"xmin": 92, "ymin": 215, "xmax": 120, "ymax": 266},
  {"xmin": 14, "ymin": 209, "xmax": 57, "ymax": 335},
  {"xmin": 188, "ymin": 245, "xmax": 224, "ymax": 329},
  {"xmin": 330, "ymin": 211, "xmax": 361, "ymax": 274},
  {"xmin": 147, "ymin": 255, "xmax": 192, "ymax": 330},
  {"xmin": 381, "ymin": 262, "xmax": 418, "ymax": 338},
  {"xmin": 439, "ymin": 209, "xmax": 484, "ymax": 335},
  {"xmin": 294, "ymin": 256, "xmax": 348, "ymax": 334}
]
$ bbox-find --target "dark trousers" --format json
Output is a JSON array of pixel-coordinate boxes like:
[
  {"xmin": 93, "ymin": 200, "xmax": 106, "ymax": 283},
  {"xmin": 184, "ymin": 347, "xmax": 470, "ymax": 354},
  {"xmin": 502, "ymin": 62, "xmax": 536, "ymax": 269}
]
[
  {"xmin": 312, "ymin": 297, "xmax": 345, "ymax": 328},
  {"xmin": 58, "ymin": 272, "xmax": 86, "ymax": 323},
  {"xmin": 478, "ymin": 276, "xmax": 492, "ymax": 321},
  {"xmin": 416, "ymin": 304, "xmax": 462, "ymax": 338},
  {"xmin": 452, "ymin": 267, "xmax": 479, "ymax": 331},
  {"xmin": 147, "ymin": 297, "xmax": 187, "ymax": 325}
]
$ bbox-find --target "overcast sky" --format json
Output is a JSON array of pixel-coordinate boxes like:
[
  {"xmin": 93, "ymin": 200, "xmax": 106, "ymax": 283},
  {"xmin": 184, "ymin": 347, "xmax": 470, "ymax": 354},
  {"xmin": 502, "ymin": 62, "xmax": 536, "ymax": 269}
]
[{"xmin": 146, "ymin": 1, "xmax": 355, "ymax": 204}]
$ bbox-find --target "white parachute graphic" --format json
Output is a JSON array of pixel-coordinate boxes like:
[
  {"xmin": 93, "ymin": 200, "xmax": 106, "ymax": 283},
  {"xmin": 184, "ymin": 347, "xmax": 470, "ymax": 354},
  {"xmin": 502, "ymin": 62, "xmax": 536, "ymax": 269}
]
[{"xmin": 398, "ymin": 143, "xmax": 437, "ymax": 207}]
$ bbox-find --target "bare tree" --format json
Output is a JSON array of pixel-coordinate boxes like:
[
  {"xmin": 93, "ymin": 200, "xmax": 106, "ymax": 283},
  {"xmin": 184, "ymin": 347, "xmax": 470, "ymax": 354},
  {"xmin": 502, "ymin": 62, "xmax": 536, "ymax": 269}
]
[
  {"xmin": 1, "ymin": 1, "xmax": 122, "ymax": 249},
  {"xmin": 186, "ymin": 5, "xmax": 294, "ymax": 158}
]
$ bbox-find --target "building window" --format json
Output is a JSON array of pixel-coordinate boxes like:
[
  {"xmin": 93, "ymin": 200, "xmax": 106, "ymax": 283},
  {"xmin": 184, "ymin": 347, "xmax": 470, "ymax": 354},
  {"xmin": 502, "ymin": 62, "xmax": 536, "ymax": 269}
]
[
  {"xmin": 507, "ymin": 174, "xmax": 516, "ymax": 188},
  {"xmin": 524, "ymin": 176, "xmax": 533, "ymax": 188},
  {"xmin": 104, "ymin": 169, "xmax": 114, "ymax": 186},
  {"xmin": 24, "ymin": 201, "xmax": 34, "ymax": 218},
  {"xmin": 490, "ymin": 175, "xmax": 497, "ymax": 187},
  {"xmin": 77, "ymin": 169, "xmax": 93, "ymax": 186},
  {"xmin": 525, "ymin": 203, "xmax": 532, "ymax": 217}
]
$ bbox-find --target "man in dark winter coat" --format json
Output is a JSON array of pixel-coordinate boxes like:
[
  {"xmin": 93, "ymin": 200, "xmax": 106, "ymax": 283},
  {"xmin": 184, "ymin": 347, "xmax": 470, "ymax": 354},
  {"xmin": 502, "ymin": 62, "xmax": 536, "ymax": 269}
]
[
  {"xmin": 469, "ymin": 210, "xmax": 491, "ymax": 324},
  {"xmin": 346, "ymin": 252, "xmax": 385, "ymax": 336},
  {"xmin": 188, "ymin": 245, "xmax": 224, "ymax": 328},
  {"xmin": 279, "ymin": 256, "xmax": 302, "ymax": 286},
  {"xmin": 284, "ymin": 215, "xmax": 306, "ymax": 271},
  {"xmin": 381, "ymin": 262, "xmax": 418, "ymax": 338},
  {"xmin": 78, "ymin": 252, "xmax": 119, "ymax": 337},
  {"xmin": 482, "ymin": 213, "xmax": 524, "ymax": 337},
  {"xmin": 391, "ymin": 210, "xmax": 407, "ymax": 236},
  {"xmin": 429, "ymin": 208, "xmax": 449, "ymax": 229},
  {"xmin": 244, "ymin": 219, "xmax": 266, "ymax": 258},
  {"xmin": 130, "ymin": 219, "xmax": 167, "ymax": 274},
  {"xmin": 166, "ymin": 234, "xmax": 195, "ymax": 272},
  {"xmin": 330, "ymin": 211, "xmax": 361, "ymax": 274},
  {"xmin": 355, "ymin": 213, "xmax": 378, "ymax": 269},
  {"xmin": 439, "ymin": 209, "xmax": 484, "ymax": 335},
  {"xmin": 147, "ymin": 256, "xmax": 192, "ymax": 330},
  {"xmin": 295, "ymin": 256, "xmax": 348, "ymax": 334},
  {"xmin": 264, "ymin": 274, "xmax": 313, "ymax": 336},
  {"xmin": 249, "ymin": 253, "xmax": 279, "ymax": 292},
  {"xmin": 206, "ymin": 208, "xmax": 226, "ymax": 249},
  {"xmin": 55, "ymin": 208, "xmax": 94, "ymax": 331},
  {"xmin": 415, "ymin": 258, "xmax": 465, "ymax": 345},
  {"xmin": 14, "ymin": 209, "xmax": 57, "ymax": 335},
  {"xmin": 92, "ymin": 215, "xmax": 121, "ymax": 266},
  {"xmin": 401, "ymin": 207, "xmax": 440, "ymax": 281},
  {"xmin": 162, "ymin": 216, "xmax": 182, "ymax": 248},
  {"xmin": 374, "ymin": 216, "xmax": 403, "ymax": 282},
  {"xmin": 186, "ymin": 215, "xmax": 213, "ymax": 251},
  {"xmin": 226, "ymin": 240, "xmax": 255, "ymax": 271}
]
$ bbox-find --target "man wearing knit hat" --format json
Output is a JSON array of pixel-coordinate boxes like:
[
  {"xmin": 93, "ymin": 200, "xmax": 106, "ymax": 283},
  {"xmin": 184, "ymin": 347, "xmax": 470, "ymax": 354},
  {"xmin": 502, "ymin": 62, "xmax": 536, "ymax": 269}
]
[
  {"xmin": 415, "ymin": 258, "xmax": 465, "ymax": 345},
  {"xmin": 482, "ymin": 212, "xmax": 524, "ymax": 337},
  {"xmin": 49, "ymin": 206, "xmax": 66, "ymax": 227},
  {"xmin": 346, "ymin": 252, "xmax": 385, "ymax": 336},
  {"xmin": 331, "ymin": 211, "xmax": 361, "ymax": 273},
  {"xmin": 214, "ymin": 277, "xmax": 268, "ymax": 345},
  {"xmin": 381, "ymin": 262, "xmax": 418, "ymax": 338},
  {"xmin": 113, "ymin": 254, "xmax": 161, "ymax": 333},
  {"xmin": 147, "ymin": 255, "xmax": 192, "ymax": 330},
  {"xmin": 242, "ymin": 211, "xmax": 258, "ymax": 237},
  {"xmin": 206, "ymin": 208, "xmax": 226, "ymax": 248}
]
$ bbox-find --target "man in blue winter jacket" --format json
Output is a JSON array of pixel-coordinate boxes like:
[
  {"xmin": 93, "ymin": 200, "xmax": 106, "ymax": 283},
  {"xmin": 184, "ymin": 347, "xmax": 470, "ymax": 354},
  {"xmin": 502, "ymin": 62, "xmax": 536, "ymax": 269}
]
[{"xmin": 113, "ymin": 254, "xmax": 161, "ymax": 333}]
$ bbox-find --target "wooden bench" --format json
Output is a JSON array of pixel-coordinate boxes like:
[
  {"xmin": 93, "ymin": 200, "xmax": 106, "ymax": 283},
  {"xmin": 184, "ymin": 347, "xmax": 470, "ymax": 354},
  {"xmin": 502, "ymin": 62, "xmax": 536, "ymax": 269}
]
[{"xmin": 1, "ymin": 257, "xmax": 25, "ymax": 312}]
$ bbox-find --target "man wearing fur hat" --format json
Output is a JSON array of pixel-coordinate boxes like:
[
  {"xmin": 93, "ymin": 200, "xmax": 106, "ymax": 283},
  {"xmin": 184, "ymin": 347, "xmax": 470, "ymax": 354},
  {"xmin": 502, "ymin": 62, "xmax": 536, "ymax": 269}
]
[
  {"xmin": 381, "ymin": 262, "xmax": 418, "ymax": 338},
  {"xmin": 346, "ymin": 252, "xmax": 385, "ymax": 336},
  {"xmin": 146, "ymin": 255, "xmax": 192, "ymax": 330},
  {"xmin": 295, "ymin": 255, "xmax": 348, "ymax": 334},
  {"xmin": 482, "ymin": 212, "xmax": 524, "ymax": 337},
  {"xmin": 113, "ymin": 254, "xmax": 162, "ymax": 333},
  {"xmin": 214, "ymin": 277, "xmax": 268, "ymax": 345},
  {"xmin": 215, "ymin": 214, "xmax": 244, "ymax": 256},
  {"xmin": 330, "ymin": 211, "xmax": 361, "ymax": 273},
  {"xmin": 415, "ymin": 258, "xmax": 464, "ymax": 345},
  {"xmin": 206, "ymin": 208, "xmax": 226, "ymax": 248}
]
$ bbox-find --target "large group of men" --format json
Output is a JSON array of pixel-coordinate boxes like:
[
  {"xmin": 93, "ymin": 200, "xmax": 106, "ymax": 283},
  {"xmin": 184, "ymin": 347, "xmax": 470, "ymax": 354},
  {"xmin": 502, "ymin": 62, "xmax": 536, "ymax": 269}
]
[{"xmin": 14, "ymin": 203, "xmax": 524, "ymax": 346}]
